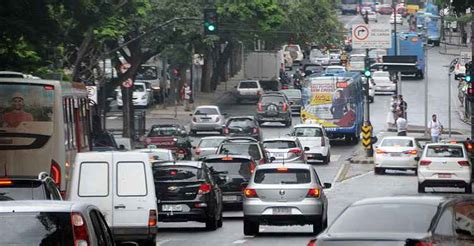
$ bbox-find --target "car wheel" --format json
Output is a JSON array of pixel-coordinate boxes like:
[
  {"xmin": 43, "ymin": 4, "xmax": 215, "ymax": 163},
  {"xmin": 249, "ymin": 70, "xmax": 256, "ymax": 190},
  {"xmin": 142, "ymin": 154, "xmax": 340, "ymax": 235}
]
[
  {"xmin": 205, "ymin": 214, "xmax": 218, "ymax": 231},
  {"xmin": 217, "ymin": 211, "xmax": 223, "ymax": 228},
  {"xmin": 312, "ymin": 219, "xmax": 324, "ymax": 235},
  {"xmin": 374, "ymin": 167, "xmax": 385, "ymax": 175},
  {"xmin": 257, "ymin": 120, "xmax": 263, "ymax": 126},
  {"xmin": 465, "ymin": 184, "xmax": 472, "ymax": 194},
  {"xmin": 243, "ymin": 218, "xmax": 259, "ymax": 236},
  {"xmin": 285, "ymin": 119, "xmax": 292, "ymax": 127},
  {"xmin": 322, "ymin": 154, "xmax": 330, "ymax": 164},
  {"xmin": 413, "ymin": 169, "xmax": 418, "ymax": 176},
  {"xmin": 418, "ymin": 183, "xmax": 425, "ymax": 193}
]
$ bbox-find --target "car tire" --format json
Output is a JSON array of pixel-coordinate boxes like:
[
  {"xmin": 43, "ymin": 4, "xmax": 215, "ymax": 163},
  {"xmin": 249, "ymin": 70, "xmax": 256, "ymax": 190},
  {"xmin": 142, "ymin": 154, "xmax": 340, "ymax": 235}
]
[
  {"xmin": 217, "ymin": 211, "xmax": 223, "ymax": 228},
  {"xmin": 118, "ymin": 106, "xmax": 123, "ymax": 110},
  {"xmin": 465, "ymin": 184, "xmax": 472, "ymax": 194},
  {"xmin": 243, "ymin": 218, "xmax": 259, "ymax": 236},
  {"xmin": 205, "ymin": 214, "xmax": 218, "ymax": 231},
  {"xmin": 257, "ymin": 120, "xmax": 264, "ymax": 126},
  {"xmin": 312, "ymin": 219, "xmax": 324, "ymax": 235},
  {"xmin": 413, "ymin": 169, "xmax": 418, "ymax": 176},
  {"xmin": 322, "ymin": 154, "xmax": 330, "ymax": 164},
  {"xmin": 418, "ymin": 183, "xmax": 425, "ymax": 193},
  {"xmin": 374, "ymin": 167, "xmax": 385, "ymax": 175}
]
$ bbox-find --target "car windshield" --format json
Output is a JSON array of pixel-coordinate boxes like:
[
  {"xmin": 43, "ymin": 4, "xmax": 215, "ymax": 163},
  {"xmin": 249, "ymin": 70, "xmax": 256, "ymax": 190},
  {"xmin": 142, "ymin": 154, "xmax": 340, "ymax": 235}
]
[
  {"xmin": 136, "ymin": 66, "xmax": 158, "ymax": 80},
  {"xmin": 153, "ymin": 166, "xmax": 202, "ymax": 181},
  {"xmin": 195, "ymin": 108, "xmax": 218, "ymax": 115},
  {"xmin": 282, "ymin": 90, "xmax": 301, "ymax": 98},
  {"xmin": 239, "ymin": 81, "xmax": 258, "ymax": 89},
  {"xmin": 148, "ymin": 126, "xmax": 180, "ymax": 137},
  {"xmin": 381, "ymin": 139, "xmax": 414, "ymax": 147},
  {"xmin": 294, "ymin": 127, "xmax": 323, "ymax": 137},
  {"xmin": 304, "ymin": 66, "xmax": 322, "ymax": 72},
  {"xmin": 260, "ymin": 96, "xmax": 284, "ymax": 105},
  {"xmin": 254, "ymin": 168, "xmax": 311, "ymax": 184},
  {"xmin": 0, "ymin": 181, "xmax": 46, "ymax": 200},
  {"xmin": 219, "ymin": 143, "xmax": 262, "ymax": 160},
  {"xmin": 205, "ymin": 159, "xmax": 252, "ymax": 180},
  {"xmin": 133, "ymin": 84, "xmax": 145, "ymax": 92},
  {"xmin": 228, "ymin": 118, "xmax": 255, "ymax": 128},
  {"xmin": 199, "ymin": 138, "xmax": 225, "ymax": 148},
  {"xmin": 328, "ymin": 203, "xmax": 437, "ymax": 233},
  {"xmin": 263, "ymin": 141, "xmax": 297, "ymax": 149},
  {"xmin": 310, "ymin": 50, "xmax": 323, "ymax": 57},
  {"xmin": 0, "ymin": 212, "xmax": 74, "ymax": 245},
  {"xmin": 426, "ymin": 145, "xmax": 464, "ymax": 158}
]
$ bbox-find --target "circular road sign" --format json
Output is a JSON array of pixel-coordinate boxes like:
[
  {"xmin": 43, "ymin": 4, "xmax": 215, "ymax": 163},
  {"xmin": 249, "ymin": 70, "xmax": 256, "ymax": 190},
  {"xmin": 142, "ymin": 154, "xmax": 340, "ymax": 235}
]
[
  {"xmin": 353, "ymin": 25, "xmax": 369, "ymax": 41},
  {"xmin": 120, "ymin": 63, "xmax": 131, "ymax": 74},
  {"xmin": 122, "ymin": 78, "xmax": 133, "ymax": 88}
]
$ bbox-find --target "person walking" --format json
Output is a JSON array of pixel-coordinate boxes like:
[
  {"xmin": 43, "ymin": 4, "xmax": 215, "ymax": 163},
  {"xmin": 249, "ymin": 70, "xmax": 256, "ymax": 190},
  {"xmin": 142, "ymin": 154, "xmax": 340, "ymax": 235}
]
[
  {"xmin": 396, "ymin": 112, "xmax": 407, "ymax": 136},
  {"xmin": 181, "ymin": 83, "xmax": 192, "ymax": 111},
  {"xmin": 398, "ymin": 95, "xmax": 407, "ymax": 120},
  {"xmin": 428, "ymin": 114, "xmax": 443, "ymax": 143}
]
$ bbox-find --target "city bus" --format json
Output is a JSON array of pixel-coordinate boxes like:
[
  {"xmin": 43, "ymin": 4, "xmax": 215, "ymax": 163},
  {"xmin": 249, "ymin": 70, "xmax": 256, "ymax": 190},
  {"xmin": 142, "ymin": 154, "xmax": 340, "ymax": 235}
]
[
  {"xmin": 0, "ymin": 78, "xmax": 91, "ymax": 195},
  {"xmin": 425, "ymin": 13, "xmax": 441, "ymax": 46},
  {"xmin": 300, "ymin": 72, "xmax": 364, "ymax": 144}
]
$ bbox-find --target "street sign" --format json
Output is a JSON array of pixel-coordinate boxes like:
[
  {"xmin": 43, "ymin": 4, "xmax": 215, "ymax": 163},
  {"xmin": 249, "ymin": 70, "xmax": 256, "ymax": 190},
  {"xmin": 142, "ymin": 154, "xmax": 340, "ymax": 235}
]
[
  {"xmin": 352, "ymin": 24, "xmax": 392, "ymax": 49},
  {"xmin": 120, "ymin": 63, "xmax": 131, "ymax": 74},
  {"xmin": 361, "ymin": 125, "xmax": 372, "ymax": 149},
  {"xmin": 122, "ymin": 78, "xmax": 133, "ymax": 88},
  {"xmin": 86, "ymin": 86, "xmax": 97, "ymax": 104}
]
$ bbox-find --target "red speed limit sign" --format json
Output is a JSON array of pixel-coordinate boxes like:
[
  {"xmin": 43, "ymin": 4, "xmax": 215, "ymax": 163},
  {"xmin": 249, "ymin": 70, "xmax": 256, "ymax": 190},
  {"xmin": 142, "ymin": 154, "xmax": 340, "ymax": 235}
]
[{"xmin": 122, "ymin": 78, "xmax": 133, "ymax": 88}]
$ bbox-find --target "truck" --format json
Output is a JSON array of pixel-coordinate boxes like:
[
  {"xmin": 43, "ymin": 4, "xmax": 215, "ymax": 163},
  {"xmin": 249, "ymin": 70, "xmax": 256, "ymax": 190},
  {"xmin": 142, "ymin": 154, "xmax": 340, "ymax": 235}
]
[
  {"xmin": 243, "ymin": 51, "xmax": 283, "ymax": 91},
  {"xmin": 387, "ymin": 32, "xmax": 425, "ymax": 79}
]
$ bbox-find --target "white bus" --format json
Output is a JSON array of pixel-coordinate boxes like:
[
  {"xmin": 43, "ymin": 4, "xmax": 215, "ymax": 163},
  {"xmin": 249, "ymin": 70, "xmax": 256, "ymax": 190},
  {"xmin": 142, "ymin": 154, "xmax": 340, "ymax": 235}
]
[{"xmin": 0, "ymin": 78, "xmax": 91, "ymax": 195}]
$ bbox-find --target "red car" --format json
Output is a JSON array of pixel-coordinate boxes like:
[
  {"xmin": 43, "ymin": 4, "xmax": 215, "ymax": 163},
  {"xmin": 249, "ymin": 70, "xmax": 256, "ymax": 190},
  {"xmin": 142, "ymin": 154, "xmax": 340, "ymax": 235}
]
[
  {"xmin": 378, "ymin": 5, "xmax": 393, "ymax": 15},
  {"xmin": 144, "ymin": 124, "xmax": 193, "ymax": 160}
]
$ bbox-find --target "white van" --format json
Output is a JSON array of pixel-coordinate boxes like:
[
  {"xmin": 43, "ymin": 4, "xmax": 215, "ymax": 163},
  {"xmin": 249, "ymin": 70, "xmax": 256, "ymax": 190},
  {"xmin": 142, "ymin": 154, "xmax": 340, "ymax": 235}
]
[{"xmin": 67, "ymin": 152, "xmax": 158, "ymax": 244}]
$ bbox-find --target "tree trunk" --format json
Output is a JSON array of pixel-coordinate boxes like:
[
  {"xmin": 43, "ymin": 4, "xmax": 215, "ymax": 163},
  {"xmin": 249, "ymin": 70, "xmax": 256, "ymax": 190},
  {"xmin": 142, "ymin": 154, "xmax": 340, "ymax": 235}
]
[
  {"xmin": 72, "ymin": 29, "xmax": 94, "ymax": 82},
  {"xmin": 201, "ymin": 48, "xmax": 212, "ymax": 92}
]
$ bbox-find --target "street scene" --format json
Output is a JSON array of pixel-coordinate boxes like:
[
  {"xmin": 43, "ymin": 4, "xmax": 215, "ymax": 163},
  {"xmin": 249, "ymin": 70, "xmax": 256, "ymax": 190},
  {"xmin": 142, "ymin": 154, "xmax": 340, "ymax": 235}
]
[{"xmin": 0, "ymin": 0, "xmax": 473, "ymax": 245}]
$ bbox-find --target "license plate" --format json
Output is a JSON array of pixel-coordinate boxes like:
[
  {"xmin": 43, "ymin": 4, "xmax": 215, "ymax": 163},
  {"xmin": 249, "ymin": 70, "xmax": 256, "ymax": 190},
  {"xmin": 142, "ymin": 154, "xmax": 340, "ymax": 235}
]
[
  {"xmin": 438, "ymin": 173, "xmax": 452, "ymax": 178},
  {"xmin": 223, "ymin": 195, "xmax": 239, "ymax": 202},
  {"xmin": 202, "ymin": 118, "xmax": 210, "ymax": 122},
  {"xmin": 273, "ymin": 153, "xmax": 285, "ymax": 158},
  {"xmin": 162, "ymin": 204, "xmax": 182, "ymax": 212},
  {"xmin": 177, "ymin": 153, "xmax": 185, "ymax": 159},
  {"xmin": 391, "ymin": 153, "xmax": 401, "ymax": 157},
  {"xmin": 272, "ymin": 207, "xmax": 291, "ymax": 215}
]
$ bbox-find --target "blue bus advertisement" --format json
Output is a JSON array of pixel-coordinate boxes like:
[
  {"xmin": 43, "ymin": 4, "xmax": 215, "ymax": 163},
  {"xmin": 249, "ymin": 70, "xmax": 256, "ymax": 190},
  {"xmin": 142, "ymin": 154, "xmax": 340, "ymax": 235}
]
[{"xmin": 388, "ymin": 32, "xmax": 425, "ymax": 79}]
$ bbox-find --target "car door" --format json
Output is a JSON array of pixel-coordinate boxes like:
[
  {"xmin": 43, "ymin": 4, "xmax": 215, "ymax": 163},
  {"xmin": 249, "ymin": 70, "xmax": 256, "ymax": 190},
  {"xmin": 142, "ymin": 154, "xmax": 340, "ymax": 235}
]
[{"xmin": 89, "ymin": 208, "xmax": 114, "ymax": 246}]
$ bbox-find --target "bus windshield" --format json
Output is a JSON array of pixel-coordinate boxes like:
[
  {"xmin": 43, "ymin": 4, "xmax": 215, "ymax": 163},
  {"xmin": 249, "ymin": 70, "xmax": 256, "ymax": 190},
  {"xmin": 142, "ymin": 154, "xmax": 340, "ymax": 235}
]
[{"xmin": 0, "ymin": 82, "xmax": 54, "ymax": 145}]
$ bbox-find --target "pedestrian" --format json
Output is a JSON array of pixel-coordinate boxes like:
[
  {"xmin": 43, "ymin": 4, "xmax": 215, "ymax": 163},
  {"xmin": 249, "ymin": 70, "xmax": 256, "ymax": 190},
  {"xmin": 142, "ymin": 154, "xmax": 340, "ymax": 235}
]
[
  {"xmin": 181, "ymin": 83, "xmax": 192, "ymax": 111},
  {"xmin": 390, "ymin": 95, "xmax": 399, "ymax": 124},
  {"xmin": 428, "ymin": 114, "xmax": 443, "ymax": 143},
  {"xmin": 396, "ymin": 112, "xmax": 407, "ymax": 136},
  {"xmin": 398, "ymin": 95, "xmax": 407, "ymax": 119}
]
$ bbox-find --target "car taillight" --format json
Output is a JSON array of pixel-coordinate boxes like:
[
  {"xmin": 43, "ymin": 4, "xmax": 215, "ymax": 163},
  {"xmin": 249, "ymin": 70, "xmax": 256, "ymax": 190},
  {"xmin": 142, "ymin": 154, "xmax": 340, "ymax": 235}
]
[
  {"xmin": 458, "ymin": 161, "xmax": 470, "ymax": 166},
  {"xmin": 375, "ymin": 149, "xmax": 386, "ymax": 154},
  {"xmin": 215, "ymin": 116, "xmax": 220, "ymax": 122},
  {"xmin": 192, "ymin": 117, "xmax": 197, "ymax": 122},
  {"xmin": 282, "ymin": 103, "xmax": 288, "ymax": 112},
  {"xmin": 252, "ymin": 127, "xmax": 259, "ymax": 134},
  {"xmin": 414, "ymin": 242, "xmax": 434, "ymax": 246},
  {"xmin": 289, "ymin": 148, "xmax": 302, "ymax": 154},
  {"xmin": 198, "ymin": 183, "xmax": 212, "ymax": 195},
  {"xmin": 306, "ymin": 188, "xmax": 321, "ymax": 198},
  {"xmin": 321, "ymin": 137, "xmax": 326, "ymax": 147},
  {"xmin": 249, "ymin": 161, "xmax": 256, "ymax": 173},
  {"xmin": 148, "ymin": 210, "xmax": 157, "ymax": 227},
  {"xmin": 244, "ymin": 188, "xmax": 258, "ymax": 198},
  {"xmin": 195, "ymin": 148, "xmax": 201, "ymax": 156},
  {"xmin": 419, "ymin": 160, "xmax": 432, "ymax": 166},
  {"xmin": 50, "ymin": 160, "xmax": 61, "ymax": 188},
  {"xmin": 258, "ymin": 103, "xmax": 263, "ymax": 112},
  {"xmin": 307, "ymin": 239, "xmax": 317, "ymax": 246},
  {"xmin": 403, "ymin": 150, "xmax": 417, "ymax": 155},
  {"xmin": 0, "ymin": 179, "xmax": 13, "ymax": 186},
  {"xmin": 223, "ymin": 128, "xmax": 229, "ymax": 134},
  {"xmin": 71, "ymin": 212, "xmax": 89, "ymax": 246}
]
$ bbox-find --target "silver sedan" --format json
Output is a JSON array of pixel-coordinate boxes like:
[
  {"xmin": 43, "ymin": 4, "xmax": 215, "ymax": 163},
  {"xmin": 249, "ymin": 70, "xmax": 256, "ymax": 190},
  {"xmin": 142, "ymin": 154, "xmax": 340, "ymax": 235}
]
[{"xmin": 190, "ymin": 105, "xmax": 226, "ymax": 135}]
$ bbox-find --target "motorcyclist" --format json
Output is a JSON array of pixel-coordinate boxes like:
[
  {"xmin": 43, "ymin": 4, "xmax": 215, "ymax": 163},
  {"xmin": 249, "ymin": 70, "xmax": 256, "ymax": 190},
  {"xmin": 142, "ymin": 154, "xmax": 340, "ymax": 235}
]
[{"xmin": 293, "ymin": 69, "xmax": 304, "ymax": 89}]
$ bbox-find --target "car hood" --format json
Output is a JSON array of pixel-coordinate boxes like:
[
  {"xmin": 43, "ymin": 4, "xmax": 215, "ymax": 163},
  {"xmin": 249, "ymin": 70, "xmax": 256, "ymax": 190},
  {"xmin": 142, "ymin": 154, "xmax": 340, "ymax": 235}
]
[{"xmin": 317, "ymin": 232, "xmax": 428, "ymax": 246}]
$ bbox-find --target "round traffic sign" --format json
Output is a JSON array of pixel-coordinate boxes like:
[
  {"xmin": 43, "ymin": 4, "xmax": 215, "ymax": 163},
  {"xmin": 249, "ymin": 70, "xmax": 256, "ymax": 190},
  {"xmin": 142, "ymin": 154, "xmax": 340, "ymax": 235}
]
[
  {"xmin": 120, "ymin": 63, "xmax": 131, "ymax": 74},
  {"xmin": 353, "ymin": 25, "xmax": 369, "ymax": 41},
  {"xmin": 122, "ymin": 78, "xmax": 133, "ymax": 88}
]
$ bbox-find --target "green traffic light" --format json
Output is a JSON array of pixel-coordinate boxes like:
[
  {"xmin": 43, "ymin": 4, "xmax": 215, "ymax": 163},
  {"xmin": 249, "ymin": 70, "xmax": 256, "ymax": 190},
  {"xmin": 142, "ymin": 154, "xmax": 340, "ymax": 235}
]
[
  {"xmin": 364, "ymin": 70, "xmax": 371, "ymax": 77},
  {"xmin": 466, "ymin": 75, "xmax": 472, "ymax": 82},
  {"xmin": 207, "ymin": 25, "xmax": 215, "ymax": 31}
]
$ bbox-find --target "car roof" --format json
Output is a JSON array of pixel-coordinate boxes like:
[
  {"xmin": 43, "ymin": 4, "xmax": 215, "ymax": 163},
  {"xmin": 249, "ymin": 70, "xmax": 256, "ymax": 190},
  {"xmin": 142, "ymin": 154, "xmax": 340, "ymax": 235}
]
[
  {"xmin": 294, "ymin": 123, "xmax": 323, "ymax": 128},
  {"xmin": 350, "ymin": 54, "xmax": 366, "ymax": 57},
  {"xmin": 151, "ymin": 124, "xmax": 182, "ymax": 128},
  {"xmin": 239, "ymin": 80, "xmax": 258, "ymax": 83},
  {"xmin": 425, "ymin": 143, "xmax": 465, "ymax": 148},
  {"xmin": 133, "ymin": 148, "xmax": 171, "ymax": 153},
  {"xmin": 381, "ymin": 136, "xmax": 416, "ymax": 140},
  {"xmin": 0, "ymin": 200, "xmax": 96, "ymax": 213},
  {"xmin": 200, "ymin": 136, "xmax": 228, "ymax": 140},
  {"xmin": 326, "ymin": 65, "xmax": 345, "ymax": 69},
  {"xmin": 196, "ymin": 105, "xmax": 219, "ymax": 109},
  {"xmin": 263, "ymin": 137, "xmax": 298, "ymax": 142},
  {"xmin": 255, "ymin": 163, "xmax": 312, "ymax": 170},
  {"xmin": 202, "ymin": 154, "xmax": 253, "ymax": 161},
  {"xmin": 227, "ymin": 116, "xmax": 255, "ymax": 120},
  {"xmin": 351, "ymin": 196, "xmax": 447, "ymax": 207},
  {"xmin": 157, "ymin": 161, "xmax": 202, "ymax": 168}
]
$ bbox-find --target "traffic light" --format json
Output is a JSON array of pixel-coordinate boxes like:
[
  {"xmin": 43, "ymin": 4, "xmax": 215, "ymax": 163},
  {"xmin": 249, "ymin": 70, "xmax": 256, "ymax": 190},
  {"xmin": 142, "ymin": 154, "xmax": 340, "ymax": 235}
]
[
  {"xmin": 465, "ymin": 61, "xmax": 472, "ymax": 82},
  {"xmin": 203, "ymin": 9, "xmax": 218, "ymax": 35},
  {"xmin": 364, "ymin": 58, "xmax": 372, "ymax": 78}
]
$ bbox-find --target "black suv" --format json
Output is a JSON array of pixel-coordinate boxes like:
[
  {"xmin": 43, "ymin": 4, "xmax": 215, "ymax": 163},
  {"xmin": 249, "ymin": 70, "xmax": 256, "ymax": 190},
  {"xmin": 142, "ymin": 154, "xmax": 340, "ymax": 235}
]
[
  {"xmin": 154, "ymin": 161, "xmax": 223, "ymax": 230},
  {"xmin": 223, "ymin": 116, "xmax": 262, "ymax": 141},
  {"xmin": 217, "ymin": 137, "xmax": 269, "ymax": 165},
  {"xmin": 202, "ymin": 155, "xmax": 255, "ymax": 207},
  {"xmin": 0, "ymin": 172, "xmax": 62, "ymax": 201},
  {"xmin": 255, "ymin": 92, "xmax": 292, "ymax": 126}
]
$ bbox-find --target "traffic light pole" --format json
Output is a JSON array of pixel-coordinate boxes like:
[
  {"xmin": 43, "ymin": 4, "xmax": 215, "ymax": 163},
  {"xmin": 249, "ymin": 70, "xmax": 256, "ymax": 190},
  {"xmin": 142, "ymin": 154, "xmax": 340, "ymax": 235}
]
[{"xmin": 364, "ymin": 48, "xmax": 373, "ymax": 157}]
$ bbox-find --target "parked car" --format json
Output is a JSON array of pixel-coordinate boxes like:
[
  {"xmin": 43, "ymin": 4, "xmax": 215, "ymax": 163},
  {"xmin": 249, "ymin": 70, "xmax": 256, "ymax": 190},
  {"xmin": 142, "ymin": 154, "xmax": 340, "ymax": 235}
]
[
  {"xmin": 154, "ymin": 161, "xmax": 223, "ymax": 230},
  {"xmin": 203, "ymin": 155, "xmax": 256, "ymax": 207},
  {"xmin": 0, "ymin": 172, "xmax": 62, "ymax": 201},
  {"xmin": 235, "ymin": 80, "xmax": 264, "ymax": 103},
  {"xmin": 243, "ymin": 163, "xmax": 331, "ymax": 235},
  {"xmin": 390, "ymin": 13, "xmax": 403, "ymax": 25},
  {"xmin": 308, "ymin": 196, "xmax": 474, "ymax": 246},
  {"xmin": 0, "ymin": 201, "xmax": 119, "ymax": 245},
  {"xmin": 68, "ymin": 152, "xmax": 158, "ymax": 244},
  {"xmin": 417, "ymin": 142, "xmax": 472, "ymax": 193},
  {"xmin": 194, "ymin": 136, "xmax": 227, "ymax": 160},
  {"xmin": 144, "ymin": 124, "xmax": 192, "ymax": 160},
  {"xmin": 281, "ymin": 89, "xmax": 303, "ymax": 114},
  {"xmin": 116, "ymin": 81, "xmax": 152, "ymax": 109},
  {"xmin": 372, "ymin": 71, "xmax": 396, "ymax": 94},
  {"xmin": 223, "ymin": 116, "xmax": 262, "ymax": 141},
  {"xmin": 255, "ymin": 92, "xmax": 292, "ymax": 127},
  {"xmin": 378, "ymin": 4, "xmax": 393, "ymax": 15},
  {"xmin": 190, "ymin": 105, "xmax": 227, "ymax": 135},
  {"xmin": 283, "ymin": 44, "xmax": 304, "ymax": 65},
  {"xmin": 290, "ymin": 124, "xmax": 331, "ymax": 164},
  {"xmin": 374, "ymin": 136, "xmax": 421, "ymax": 175},
  {"xmin": 133, "ymin": 146, "xmax": 175, "ymax": 164},
  {"xmin": 262, "ymin": 137, "xmax": 306, "ymax": 163},
  {"xmin": 217, "ymin": 137, "xmax": 269, "ymax": 165}
]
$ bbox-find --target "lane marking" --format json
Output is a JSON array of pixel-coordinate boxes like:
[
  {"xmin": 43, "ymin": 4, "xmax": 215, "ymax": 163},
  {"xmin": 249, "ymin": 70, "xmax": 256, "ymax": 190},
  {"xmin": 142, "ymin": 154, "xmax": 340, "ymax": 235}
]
[
  {"xmin": 233, "ymin": 239, "xmax": 247, "ymax": 244},
  {"xmin": 156, "ymin": 239, "xmax": 172, "ymax": 245},
  {"xmin": 331, "ymin": 154, "xmax": 341, "ymax": 162},
  {"xmin": 107, "ymin": 116, "xmax": 119, "ymax": 120}
]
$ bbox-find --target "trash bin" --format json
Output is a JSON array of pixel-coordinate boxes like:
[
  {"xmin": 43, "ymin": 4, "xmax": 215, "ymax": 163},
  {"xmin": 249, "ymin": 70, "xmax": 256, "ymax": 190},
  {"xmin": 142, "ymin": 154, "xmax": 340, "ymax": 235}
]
[{"xmin": 134, "ymin": 110, "xmax": 146, "ymax": 137}]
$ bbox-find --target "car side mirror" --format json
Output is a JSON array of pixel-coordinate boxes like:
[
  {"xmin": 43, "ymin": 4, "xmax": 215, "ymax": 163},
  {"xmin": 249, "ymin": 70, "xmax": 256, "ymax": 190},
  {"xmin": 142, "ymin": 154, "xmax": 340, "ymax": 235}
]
[
  {"xmin": 371, "ymin": 136, "xmax": 378, "ymax": 144},
  {"xmin": 304, "ymin": 146, "xmax": 310, "ymax": 151},
  {"xmin": 270, "ymin": 156, "xmax": 276, "ymax": 162},
  {"xmin": 289, "ymin": 101, "xmax": 294, "ymax": 105},
  {"xmin": 323, "ymin": 183, "xmax": 332, "ymax": 189},
  {"xmin": 414, "ymin": 157, "xmax": 420, "ymax": 161}
]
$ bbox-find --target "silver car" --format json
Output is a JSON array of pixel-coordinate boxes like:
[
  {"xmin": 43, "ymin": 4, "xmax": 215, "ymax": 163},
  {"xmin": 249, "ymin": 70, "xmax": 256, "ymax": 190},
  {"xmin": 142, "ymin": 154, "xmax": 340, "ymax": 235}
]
[
  {"xmin": 193, "ymin": 136, "xmax": 227, "ymax": 160},
  {"xmin": 190, "ymin": 105, "xmax": 226, "ymax": 135},
  {"xmin": 243, "ymin": 163, "xmax": 330, "ymax": 235},
  {"xmin": 262, "ymin": 137, "xmax": 306, "ymax": 163}
]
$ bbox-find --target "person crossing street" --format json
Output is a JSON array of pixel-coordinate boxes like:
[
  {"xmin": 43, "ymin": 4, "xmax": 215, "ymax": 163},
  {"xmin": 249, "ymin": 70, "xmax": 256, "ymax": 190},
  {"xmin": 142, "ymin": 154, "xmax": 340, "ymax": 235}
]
[{"xmin": 428, "ymin": 114, "xmax": 443, "ymax": 143}]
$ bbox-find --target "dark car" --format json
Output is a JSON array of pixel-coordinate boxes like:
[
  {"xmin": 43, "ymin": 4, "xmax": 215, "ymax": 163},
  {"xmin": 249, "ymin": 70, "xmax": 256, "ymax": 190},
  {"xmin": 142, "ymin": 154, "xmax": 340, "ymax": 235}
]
[
  {"xmin": 303, "ymin": 64, "xmax": 324, "ymax": 77},
  {"xmin": 281, "ymin": 89, "xmax": 303, "ymax": 114},
  {"xmin": 308, "ymin": 196, "xmax": 474, "ymax": 246},
  {"xmin": 217, "ymin": 137, "xmax": 269, "ymax": 165},
  {"xmin": 144, "ymin": 124, "xmax": 192, "ymax": 160},
  {"xmin": 202, "ymin": 155, "xmax": 256, "ymax": 207},
  {"xmin": 154, "ymin": 161, "xmax": 223, "ymax": 230},
  {"xmin": 0, "ymin": 172, "xmax": 62, "ymax": 201},
  {"xmin": 223, "ymin": 116, "xmax": 262, "ymax": 141},
  {"xmin": 255, "ymin": 92, "xmax": 292, "ymax": 126}
]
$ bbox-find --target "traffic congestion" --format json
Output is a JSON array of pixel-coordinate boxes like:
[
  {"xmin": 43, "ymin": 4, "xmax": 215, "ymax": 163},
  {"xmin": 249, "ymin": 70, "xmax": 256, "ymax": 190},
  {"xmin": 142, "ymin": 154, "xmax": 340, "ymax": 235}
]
[{"xmin": 0, "ymin": 0, "xmax": 473, "ymax": 245}]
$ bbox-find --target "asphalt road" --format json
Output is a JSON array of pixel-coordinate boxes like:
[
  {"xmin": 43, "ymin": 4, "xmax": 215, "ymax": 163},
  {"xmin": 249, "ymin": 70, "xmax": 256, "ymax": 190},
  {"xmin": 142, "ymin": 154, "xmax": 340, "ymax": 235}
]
[{"xmin": 104, "ymin": 13, "xmax": 471, "ymax": 246}]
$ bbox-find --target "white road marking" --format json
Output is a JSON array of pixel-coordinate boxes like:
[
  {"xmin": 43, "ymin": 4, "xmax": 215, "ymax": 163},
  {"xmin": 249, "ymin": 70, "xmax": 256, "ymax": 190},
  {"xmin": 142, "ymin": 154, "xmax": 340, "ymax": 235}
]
[
  {"xmin": 330, "ymin": 154, "xmax": 341, "ymax": 162},
  {"xmin": 106, "ymin": 116, "xmax": 118, "ymax": 120},
  {"xmin": 233, "ymin": 239, "xmax": 247, "ymax": 244},
  {"xmin": 156, "ymin": 239, "xmax": 172, "ymax": 245}
]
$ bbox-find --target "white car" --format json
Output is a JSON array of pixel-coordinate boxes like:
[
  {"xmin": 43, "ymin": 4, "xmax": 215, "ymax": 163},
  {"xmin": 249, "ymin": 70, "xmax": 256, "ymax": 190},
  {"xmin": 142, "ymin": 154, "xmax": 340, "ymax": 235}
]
[
  {"xmin": 390, "ymin": 14, "xmax": 403, "ymax": 25},
  {"xmin": 262, "ymin": 137, "xmax": 306, "ymax": 163},
  {"xmin": 235, "ymin": 80, "xmax": 264, "ymax": 103},
  {"xmin": 283, "ymin": 44, "xmax": 304, "ymax": 65},
  {"xmin": 290, "ymin": 124, "xmax": 331, "ymax": 164},
  {"xmin": 190, "ymin": 105, "xmax": 226, "ymax": 135},
  {"xmin": 133, "ymin": 147, "xmax": 175, "ymax": 164},
  {"xmin": 311, "ymin": 53, "xmax": 330, "ymax": 66},
  {"xmin": 368, "ymin": 11, "xmax": 378, "ymax": 22},
  {"xmin": 193, "ymin": 136, "xmax": 227, "ymax": 160},
  {"xmin": 324, "ymin": 65, "xmax": 346, "ymax": 75},
  {"xmin": 374, "ymin": 136, "xmax": 421, "ymax": 174},
  {"xmin": 417, "ymin": 143, "xmax": 472, "ymax": 194},
  {"xmin": 372, "ymin": 71, "xmax": 396, "ymax": 94},
  {"xmin": 116, "ymin": 81, "xmax": 152, "ymax": 108},
  {"xmin": 453, "ymin": 57, "xmax": 469, "ymax": 80},
  {"xmin": 348, "ymin": 54, "xmax": 366, "ymax": 72}
]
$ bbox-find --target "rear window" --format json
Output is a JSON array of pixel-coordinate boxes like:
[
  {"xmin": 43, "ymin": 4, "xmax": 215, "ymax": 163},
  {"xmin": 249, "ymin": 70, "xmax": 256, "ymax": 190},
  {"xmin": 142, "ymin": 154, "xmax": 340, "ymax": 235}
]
[
  {"xmin": 199, "ymin": 138, "xmax": 225, "ymax": 148},
  {"xmin": 219, "ymin": 143, "xmax": 262, "ymax": 160},
  {"xmin": 426, "ymin": 145, "xmax": 464, "ymax": 158},
  {"xmin": 282, "ymin": 90, "xmax": 301, "ymax": 98},
  {"xmin": 195, "ymin": 108, "xmax": 218, "ymax": 115},
  {"xmin": 260, "ymin": 96, "xmax": 284, "ymax": 105},
  {"xmin": 205, "ymin": 159, "xmax": 252, "ymax": 180},
  {"xmin": 254, "ymin": 168, "xmax": 311, "ymax": 184},
  {"xmin": 381, "ymin": 139, "xmax": 414, "ymax": 147},
  {"xmin": 0, "ymin": 181, "xmax": 45, "ymax": 201},
  {"xmin": 239, "ymin": 81, "xmax": 258, "ymax": 89},
  {"xmin": 154, "ymin": 166, "xmax": 202, "ymax": 181},
  {"xmin": 0, "ymin": 212, "xmax": 74, "ymax": 245},
  {"xmin": 263, "ymin": 141, "xmax": 297, "ymax": 149},
  {"xmin": 294, "ymin": 127, "xmax": 322, "ymax": 137},
  {"xmin": 148, "ymin": 126, "xmax": 180, "ymax": 137},
  {"xmin": 227, "ymin": 118, "xmax": 255, "ymax": 128}
]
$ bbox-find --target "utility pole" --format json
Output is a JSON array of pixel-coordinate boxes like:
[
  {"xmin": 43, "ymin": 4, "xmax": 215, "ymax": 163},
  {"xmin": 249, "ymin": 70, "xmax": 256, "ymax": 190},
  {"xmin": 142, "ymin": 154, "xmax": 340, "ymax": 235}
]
[{"xmin": 361, "ymin": 11, "xmax": 374, "ymax": 157}]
